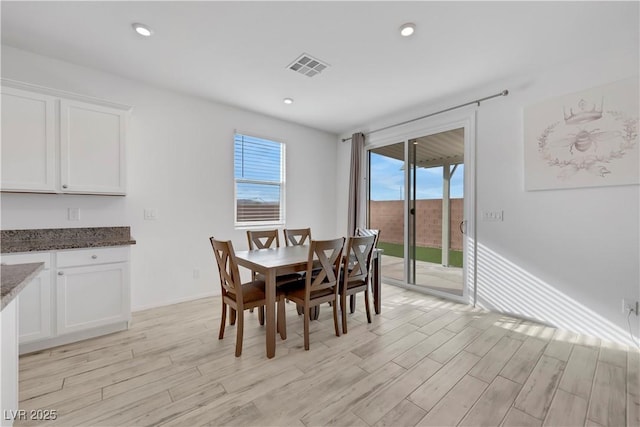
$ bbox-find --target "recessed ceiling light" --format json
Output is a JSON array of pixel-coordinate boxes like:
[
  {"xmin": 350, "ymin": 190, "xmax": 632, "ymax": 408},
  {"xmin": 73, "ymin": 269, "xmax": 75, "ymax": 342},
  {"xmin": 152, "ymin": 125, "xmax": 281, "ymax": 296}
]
[
  {"xmin": 132, "ymin": 23, "xmax": 153, "ymax": 37},
  {"xmin": 283, "ymin": 98, "xmax": 294, "ymax": 105},
  {"xmin": 400, "ymin": 23, "xmax": 416, "ymax": 37}
]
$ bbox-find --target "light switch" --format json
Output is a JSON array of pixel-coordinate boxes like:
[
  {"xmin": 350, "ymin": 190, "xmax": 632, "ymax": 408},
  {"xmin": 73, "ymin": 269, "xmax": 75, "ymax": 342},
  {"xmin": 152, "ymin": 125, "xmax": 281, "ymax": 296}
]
[
  {"xmin": 144, "ymin": 208, "xmax": 158, "ymax": 220},
  {"xmin": 481, "ymin": 210, "xmax": 503, "ymax": 221},
  {"xmin": 68, "ymin": 208, "xmax": 80, "ymax": 221}
]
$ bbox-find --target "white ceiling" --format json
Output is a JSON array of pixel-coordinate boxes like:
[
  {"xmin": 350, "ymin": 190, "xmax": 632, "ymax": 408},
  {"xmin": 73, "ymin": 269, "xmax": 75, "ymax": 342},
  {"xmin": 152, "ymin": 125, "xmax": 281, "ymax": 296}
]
[{"xmin": 2, "ymin": 1, "xmax": 638, "ymax": 135}]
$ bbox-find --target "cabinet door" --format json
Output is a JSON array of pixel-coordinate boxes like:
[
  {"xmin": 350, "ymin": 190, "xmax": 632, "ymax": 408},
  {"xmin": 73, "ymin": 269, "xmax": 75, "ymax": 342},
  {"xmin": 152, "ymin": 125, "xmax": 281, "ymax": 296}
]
[
  {"xmin": 56, "ymin": 263, "xmax": 129, "ymax": 335},
  {"xmin": 60, "ymin": 99, "xmax": 127, "ymax": 195},
  {"xmin": 1, "ymin": 299, "xmax": 19, "ymax": 424},
  {"xmin": 1, "ymin": 87, "xmax": 56, "ymax": 192},
  {"xmin": 18, "ymin": 271, "xmax": 53, "ymax": 344}
]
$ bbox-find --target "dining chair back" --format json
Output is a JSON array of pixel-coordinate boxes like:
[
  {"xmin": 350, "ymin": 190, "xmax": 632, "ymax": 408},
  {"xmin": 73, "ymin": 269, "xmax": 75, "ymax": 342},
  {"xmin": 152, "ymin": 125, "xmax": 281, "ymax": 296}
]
[
  {"xmin": 246, "ymin": 228, "xmax": 299, "ymax": 324},
  {"xmin": 356, "ymin": 228, "xmax": 380, "ymax": 245},
  {"xmin": 284, "ymin": 237, "xmax": 345, "ymax": 350},
  {"xmin": 210, "ymin": 237, "xmax": 286, "ymax": 356},
  {"xmin": 211, "ymin": 238, "xmax": 243, "ymax": 300},
  {"xmin": 340, "ymin": 234, "xmax": 376, "ymax": 333},
  {"xmin": 247, "ymin": 229, "xmax": 280, "ymax": 250},
  {"xmin": 283, "ymin": 227, "xmax": 311, "ymax": 246}
]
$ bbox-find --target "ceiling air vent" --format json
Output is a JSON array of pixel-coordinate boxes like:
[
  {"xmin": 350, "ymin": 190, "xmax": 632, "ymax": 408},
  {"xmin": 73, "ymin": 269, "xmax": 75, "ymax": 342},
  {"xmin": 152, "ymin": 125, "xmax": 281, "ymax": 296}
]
[{"xmin": 287, "ymin": 53, "xmax": 329, "ymax": 77}]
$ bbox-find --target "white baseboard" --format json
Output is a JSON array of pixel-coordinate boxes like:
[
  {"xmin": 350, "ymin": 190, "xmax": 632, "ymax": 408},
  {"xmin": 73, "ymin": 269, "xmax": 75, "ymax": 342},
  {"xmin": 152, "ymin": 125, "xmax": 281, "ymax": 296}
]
[{"xmin": 132, "ymin": 291, "xmax": 218, "ymax": 312}]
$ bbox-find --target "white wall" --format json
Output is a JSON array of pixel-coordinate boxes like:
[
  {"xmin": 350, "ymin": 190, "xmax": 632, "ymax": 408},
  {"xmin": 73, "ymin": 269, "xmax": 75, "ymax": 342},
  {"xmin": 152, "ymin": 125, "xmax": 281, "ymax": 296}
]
[
  {"xmin": 1, "ymin": 46, "xmax": 338, "ymax": 311},
  {"xmin": 338, "ymin": 47, "xmax": 639, "ymax": 346}
]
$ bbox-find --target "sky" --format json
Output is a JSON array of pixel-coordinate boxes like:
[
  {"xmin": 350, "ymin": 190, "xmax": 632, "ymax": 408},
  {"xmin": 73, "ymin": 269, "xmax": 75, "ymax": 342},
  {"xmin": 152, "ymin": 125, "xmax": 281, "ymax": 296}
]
[{"xmin": 370, "ymin": 152, "xmax": 464, "ymax": 200}]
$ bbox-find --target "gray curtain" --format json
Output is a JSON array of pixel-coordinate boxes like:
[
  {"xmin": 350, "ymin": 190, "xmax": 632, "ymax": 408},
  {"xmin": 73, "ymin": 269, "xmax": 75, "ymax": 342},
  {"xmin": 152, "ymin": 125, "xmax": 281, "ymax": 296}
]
[{"xmin": 347, "ymin": 132, "xmax": 365, "ymax": 236}]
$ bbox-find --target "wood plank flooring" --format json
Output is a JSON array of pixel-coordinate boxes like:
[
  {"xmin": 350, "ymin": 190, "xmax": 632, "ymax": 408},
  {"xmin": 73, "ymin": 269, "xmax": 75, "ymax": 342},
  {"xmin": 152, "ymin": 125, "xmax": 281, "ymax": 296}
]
[{"xmin": 16, "ymin": 284, "xmax": 639, "ymax": 426}]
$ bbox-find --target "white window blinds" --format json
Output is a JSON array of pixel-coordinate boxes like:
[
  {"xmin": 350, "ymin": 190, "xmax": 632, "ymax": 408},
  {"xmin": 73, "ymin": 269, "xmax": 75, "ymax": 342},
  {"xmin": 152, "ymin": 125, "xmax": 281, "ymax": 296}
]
[{"xmin": 234, "ymin": 133, "xmax": 285, "ymax": 226}]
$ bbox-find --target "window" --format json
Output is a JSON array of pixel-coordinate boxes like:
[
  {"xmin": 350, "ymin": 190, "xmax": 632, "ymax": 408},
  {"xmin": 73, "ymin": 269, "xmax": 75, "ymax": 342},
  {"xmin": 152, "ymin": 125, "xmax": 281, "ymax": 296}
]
[{"xmin": 234, "ymin": 133, "xmax": 285, "ymax": 227}]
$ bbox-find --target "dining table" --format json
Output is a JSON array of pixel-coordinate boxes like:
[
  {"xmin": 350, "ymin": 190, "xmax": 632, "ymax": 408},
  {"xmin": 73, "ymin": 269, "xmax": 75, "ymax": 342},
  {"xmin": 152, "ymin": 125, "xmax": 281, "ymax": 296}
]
[{"xmin": 234, "ymin": 245, "xmax": 383, "ymax": 359}]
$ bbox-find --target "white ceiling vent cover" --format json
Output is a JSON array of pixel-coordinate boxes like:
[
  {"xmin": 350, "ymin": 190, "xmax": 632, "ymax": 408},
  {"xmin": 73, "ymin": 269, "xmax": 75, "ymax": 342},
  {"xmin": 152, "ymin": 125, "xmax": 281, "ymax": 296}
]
[{"xmin": 287, "ymin": 53, "xmax": 329, "ymax": 77}]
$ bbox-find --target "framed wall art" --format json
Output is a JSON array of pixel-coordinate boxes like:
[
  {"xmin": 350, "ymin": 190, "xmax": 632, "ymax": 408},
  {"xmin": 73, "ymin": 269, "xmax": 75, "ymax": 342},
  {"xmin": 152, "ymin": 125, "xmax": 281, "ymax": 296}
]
[{"xmin": 524, "ymin": 77, "xmax": 639, "ymax": 190}]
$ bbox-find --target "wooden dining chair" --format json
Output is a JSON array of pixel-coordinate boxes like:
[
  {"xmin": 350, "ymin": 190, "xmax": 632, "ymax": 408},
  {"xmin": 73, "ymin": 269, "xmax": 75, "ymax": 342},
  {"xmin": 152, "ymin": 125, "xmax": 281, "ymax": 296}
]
[
  {"xmin": 246, "ymin": 229, "xmax": 300, "ymax": 324},
  {"xmin": 283, "ymin": 227, "xmax": 311, "ymax": 246},
  {"xmin": 210, "ymin": 237, "xmax": 286, "ymax": 356},
  {"xmin": 246, "ymin": 229, "xmax": 280, "ymax": 324},
  {"xmin": 284, "ymin": 237, "xmax": 345, "ymax": 350},
  {"xmin": 283, "ymin": 227, "xmax": 315, "ymax": 315},
  {"xmin": 340, "ymin": 234, "xmax": 376, "ymax": 334},
  {"xmin": 349, "ymin": 228, "xmax": 380, "ymax": 313}
]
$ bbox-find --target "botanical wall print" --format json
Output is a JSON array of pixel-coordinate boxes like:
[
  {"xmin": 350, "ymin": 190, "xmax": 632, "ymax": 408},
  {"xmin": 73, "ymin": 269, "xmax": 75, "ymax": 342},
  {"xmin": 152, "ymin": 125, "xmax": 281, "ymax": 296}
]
[{"xmin": 524, "ymin": 77, "xmax": 639, "ymax": 190}]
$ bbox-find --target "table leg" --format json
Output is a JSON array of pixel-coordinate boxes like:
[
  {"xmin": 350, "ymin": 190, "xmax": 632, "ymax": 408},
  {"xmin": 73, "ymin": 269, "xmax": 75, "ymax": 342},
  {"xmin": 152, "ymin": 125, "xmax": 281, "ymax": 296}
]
[
  {"xmin": 265, "ymin": 270, "xmax": 276, "ymax": 358},
  {"xmin": 373, "ymin": 253, "xmax": 381, "ymax": 314}
]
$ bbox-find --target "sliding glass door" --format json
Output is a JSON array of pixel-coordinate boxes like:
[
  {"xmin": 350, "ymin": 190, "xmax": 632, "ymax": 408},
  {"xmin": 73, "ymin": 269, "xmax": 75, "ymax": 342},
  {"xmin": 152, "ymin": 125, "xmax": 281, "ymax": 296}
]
[
  {"xmin": 408, "ymin": 131, "xmax": 465, "ymax": 296},
  {"xmin": 367, "ymin": 127, "xmax": 468, "ymax": 299}
]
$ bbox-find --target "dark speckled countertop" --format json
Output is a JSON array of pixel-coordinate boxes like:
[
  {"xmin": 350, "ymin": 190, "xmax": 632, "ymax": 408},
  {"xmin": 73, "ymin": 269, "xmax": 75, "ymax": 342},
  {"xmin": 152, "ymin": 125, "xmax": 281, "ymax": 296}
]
[
  {"xmin": 1, "ymin": 263, "xmax": 44, "ymax": 311},
  {"xmin": 1, "ymin": 227, "xmax": 136, "ymax": 254}
]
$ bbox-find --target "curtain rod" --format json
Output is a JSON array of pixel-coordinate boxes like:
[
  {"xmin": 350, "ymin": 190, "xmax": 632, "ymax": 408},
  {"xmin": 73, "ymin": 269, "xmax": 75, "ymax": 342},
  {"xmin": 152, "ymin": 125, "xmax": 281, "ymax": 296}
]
[{"xmin": 341, "ymin": 89, "xmax": 509, "ymax": 142}]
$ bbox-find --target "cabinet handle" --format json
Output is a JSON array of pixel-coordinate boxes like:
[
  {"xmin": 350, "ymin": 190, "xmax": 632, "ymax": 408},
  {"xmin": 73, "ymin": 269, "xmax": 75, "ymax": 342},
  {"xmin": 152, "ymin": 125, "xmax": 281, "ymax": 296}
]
[
  {"xmin": 58, "ymin": 271, "xmax": 64, "ymax": 276},
  {"xmin": 62, "ymin": 184, "xmax": 68, "ymax": 189},
  {"xmin": 91, "ymin": 255, "xmax": 98, "ymax": 259}
]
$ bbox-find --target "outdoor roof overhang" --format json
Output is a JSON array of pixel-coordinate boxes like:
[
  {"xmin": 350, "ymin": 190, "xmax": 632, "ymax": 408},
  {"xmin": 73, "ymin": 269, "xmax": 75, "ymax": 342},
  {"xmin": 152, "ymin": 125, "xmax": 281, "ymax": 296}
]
[{"xmin": 371, "ymin": 128, "xmax": 464, "ymax": 168}]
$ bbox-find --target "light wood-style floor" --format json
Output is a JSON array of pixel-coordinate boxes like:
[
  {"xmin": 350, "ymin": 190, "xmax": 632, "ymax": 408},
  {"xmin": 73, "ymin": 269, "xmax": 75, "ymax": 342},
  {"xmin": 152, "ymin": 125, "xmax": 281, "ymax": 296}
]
[{"xmin": 17, "ymin": 284, "xmax": 639, "ymax": 427}]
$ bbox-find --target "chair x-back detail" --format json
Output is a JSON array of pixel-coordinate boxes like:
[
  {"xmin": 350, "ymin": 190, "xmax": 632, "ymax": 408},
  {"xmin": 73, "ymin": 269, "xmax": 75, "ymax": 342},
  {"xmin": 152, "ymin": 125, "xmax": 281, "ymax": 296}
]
[
  {"xmin": 283, "ymin": 228, "xmax": 311, "ymax": 246},
  {"xmin": 210, "ymin": 237, "xmax": 286, "ymax": 356},
  {"xmin": 356, "ymin": 228, "xmax": 380, "ymax": 240},
  {"xmin": 340, "ymin": 234, "xmax": 376, "ymax": 333},
  {"xmin": 284, "ymin": 237, "xmax": 345, "ymax": 350},
  {"xmin": 247, "ymin": 229, "xmax": 281, "ymax": 250}
]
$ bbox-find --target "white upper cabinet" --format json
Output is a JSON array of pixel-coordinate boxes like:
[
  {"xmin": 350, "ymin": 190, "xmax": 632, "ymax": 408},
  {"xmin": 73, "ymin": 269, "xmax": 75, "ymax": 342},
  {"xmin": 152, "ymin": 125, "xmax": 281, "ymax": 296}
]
[
  {"xmin": 60, "ymin": 100, "xmax": 127, "ymax": 194},
  {"xmin": 1, "ymin": 80, "xmax": 131, "ymax": 195},
  {"xmin": 1, "ymin": 87, "xmax": 57, "ymax": 192}
]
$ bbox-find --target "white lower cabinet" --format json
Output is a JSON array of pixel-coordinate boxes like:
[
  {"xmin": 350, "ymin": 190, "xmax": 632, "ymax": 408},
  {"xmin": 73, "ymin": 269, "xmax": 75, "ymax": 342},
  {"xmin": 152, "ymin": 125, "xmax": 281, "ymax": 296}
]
[
  {"xmin": 56, "ymin": 262, "xmax": 129, "ymax": 335},
  {"xmin": 0, "ymin": 252, "xmax": 53, "ymax": 345},
  {"xmin": 18, "ymin": 270, "xmax": 52, "ymax": 344},
  {"xmin": 0, "ymin": 246, "xmax": 130, "ymax": 354}
]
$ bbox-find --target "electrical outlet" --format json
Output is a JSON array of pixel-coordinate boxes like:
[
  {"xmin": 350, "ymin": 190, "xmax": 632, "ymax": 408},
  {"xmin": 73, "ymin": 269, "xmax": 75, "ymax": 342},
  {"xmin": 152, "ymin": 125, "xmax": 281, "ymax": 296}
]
[
  {"xmin": 68, "ymin": 208, "xmax": 80, "ymax": 221},
  {"xmin": 622, "ymin": 298, "xmax": 639, "ymax": 315}
]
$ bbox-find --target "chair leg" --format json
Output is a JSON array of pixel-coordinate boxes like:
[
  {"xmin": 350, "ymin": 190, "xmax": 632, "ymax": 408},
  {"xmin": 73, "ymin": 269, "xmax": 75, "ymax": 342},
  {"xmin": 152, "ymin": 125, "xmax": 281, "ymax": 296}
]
[
  {"xmin": 235, "ymin": 309, "xmax": 244, "ymax": 357},
  {"xmin": 332, "ymin": 299, "xmax": 340, "ymax": 337},
  {"xmin": 230, "ymin": 308, "xmax": 236, "ymax": 325},
  {"xmin": 258, "ymin": 306, "xmax": 265, "ymax": 326},
  {"xmin": 277, "ymin": 299, "xmax": 287, "ymax": 340},
  {"xmin": 350, "ymin": 294, "xmax": 356, "ymax": 313},
  {"xmin": 364, "ymin": 289, "xmax": 372, "ymax": 323},
  {"xmin": 341, "ymin": 293, "xmax": 348, "ymax": 334},
  {"xmin": 303, "ymin": 305, "xmax": 310, "ymax": 351},
  {"xmin": 219, "ymin": 302, "xmax": 227, "ymax": 339}
]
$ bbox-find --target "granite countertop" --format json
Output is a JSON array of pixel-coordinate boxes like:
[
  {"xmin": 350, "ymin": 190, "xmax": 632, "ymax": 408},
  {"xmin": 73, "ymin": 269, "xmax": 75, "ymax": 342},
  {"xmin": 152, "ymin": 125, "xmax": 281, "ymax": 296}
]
[
  {"xmin": 1, "ymin": 262, "xmax": 44, "ymax": 311},
  {"xmin": 1, "ymin": 227, "xmax": 136, "ymax": 254}
]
